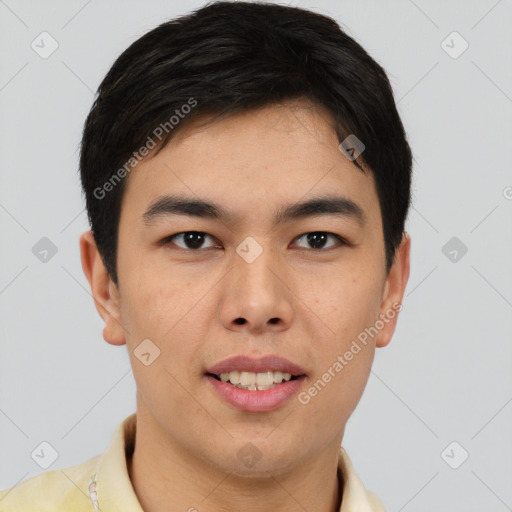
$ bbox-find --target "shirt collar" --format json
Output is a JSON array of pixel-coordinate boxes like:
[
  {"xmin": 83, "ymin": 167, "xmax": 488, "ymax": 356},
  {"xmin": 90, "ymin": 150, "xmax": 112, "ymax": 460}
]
[
  {"xmin": 92, "ymin": 413, "xmax": 142, "ymax": 511},
  {"xmin": 92, "ymin": 413, "xmax": 384, "ymax": 512},
  {"xmin": 337, "ymin": 446, "xmax": 385, "ymax": 511}
]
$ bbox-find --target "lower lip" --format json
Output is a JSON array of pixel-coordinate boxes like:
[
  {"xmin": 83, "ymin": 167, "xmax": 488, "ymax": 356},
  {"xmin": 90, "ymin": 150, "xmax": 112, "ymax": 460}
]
[{"xmin": 205, "ymin": 375, "xmax": 306, "ymax": 412}]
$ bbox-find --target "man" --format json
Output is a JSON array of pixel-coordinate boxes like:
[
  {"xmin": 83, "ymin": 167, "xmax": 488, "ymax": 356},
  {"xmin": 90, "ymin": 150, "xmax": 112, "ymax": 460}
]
[{"xmin": 0, "ymin": 1, "xmax": 411, "ymax": 510}]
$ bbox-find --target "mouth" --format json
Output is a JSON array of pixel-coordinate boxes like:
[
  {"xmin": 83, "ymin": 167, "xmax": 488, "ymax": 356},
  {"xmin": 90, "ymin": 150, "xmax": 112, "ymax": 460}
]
[
  {"xmin": 204, "ymin": 354, "xmax": 308, "ymax": 411},
  {"xmin": 205, "ymin": 370, "xmax": 305, "ymax": 391},
  {"xmin": 204, "ymin": 369, "xmax": 307, "ymax": 412}
]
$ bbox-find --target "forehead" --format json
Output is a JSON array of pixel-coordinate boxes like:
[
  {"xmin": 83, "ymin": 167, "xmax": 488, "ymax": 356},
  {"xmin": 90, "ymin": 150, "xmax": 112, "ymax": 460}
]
[{"xmin": 119, "ymin": 101, "xmax": 380, "ymax": 230}]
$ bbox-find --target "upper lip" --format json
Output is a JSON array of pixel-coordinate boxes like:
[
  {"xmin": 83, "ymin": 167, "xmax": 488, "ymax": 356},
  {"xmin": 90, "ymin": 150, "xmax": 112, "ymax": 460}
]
[{"xmin": 206, "ymin": 355, "xmax": 307, "ymax": 376}]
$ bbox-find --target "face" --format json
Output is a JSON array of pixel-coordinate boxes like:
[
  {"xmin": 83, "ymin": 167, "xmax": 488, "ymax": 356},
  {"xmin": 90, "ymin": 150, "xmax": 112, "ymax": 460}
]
[{"xmin": 81, "ymin": 99, "xmax": 410, "ymax": 477}]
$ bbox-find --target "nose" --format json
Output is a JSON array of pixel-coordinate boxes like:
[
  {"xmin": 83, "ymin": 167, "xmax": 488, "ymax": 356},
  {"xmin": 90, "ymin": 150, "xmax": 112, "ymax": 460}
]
[{"xmin": 218, "ymin": 247, "xmax": 294, "ymax": 334}]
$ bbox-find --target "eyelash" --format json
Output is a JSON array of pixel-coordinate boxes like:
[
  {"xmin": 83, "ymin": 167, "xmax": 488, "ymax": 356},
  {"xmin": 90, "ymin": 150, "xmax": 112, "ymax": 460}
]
[{"xmin": 161, "ymin": 231, "xmax": 350, "ymax": 252}]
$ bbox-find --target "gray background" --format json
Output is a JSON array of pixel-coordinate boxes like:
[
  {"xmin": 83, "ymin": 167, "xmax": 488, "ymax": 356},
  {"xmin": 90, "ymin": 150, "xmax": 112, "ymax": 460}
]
[{"xmin": 1, "ymin": 0, "xmax": 511, "ymax": 510}]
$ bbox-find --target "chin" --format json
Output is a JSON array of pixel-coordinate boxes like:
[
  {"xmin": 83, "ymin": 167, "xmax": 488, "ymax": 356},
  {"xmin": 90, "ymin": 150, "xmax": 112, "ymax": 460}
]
[{"xmin": 207, "ymin": 443, "xmax": 299, "ymax": 478}]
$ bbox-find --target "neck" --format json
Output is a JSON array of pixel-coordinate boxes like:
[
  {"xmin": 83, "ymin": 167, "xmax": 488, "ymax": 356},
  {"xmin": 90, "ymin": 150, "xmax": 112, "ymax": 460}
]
[{"xmin": 127, "ymin": 412, "xmax": 344, "ymax": 512}]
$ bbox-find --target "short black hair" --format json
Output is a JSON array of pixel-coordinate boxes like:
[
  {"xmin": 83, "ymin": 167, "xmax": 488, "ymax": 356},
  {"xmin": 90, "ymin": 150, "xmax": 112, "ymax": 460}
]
[{"xmin": 80, "ymin": 0, "xmax": 412, "ymax": 287}]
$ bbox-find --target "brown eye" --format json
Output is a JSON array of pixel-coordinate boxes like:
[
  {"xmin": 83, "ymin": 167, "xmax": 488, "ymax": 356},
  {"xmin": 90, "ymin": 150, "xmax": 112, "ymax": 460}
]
[
  {"xmin": 163, "ymin": 231, "xmax": 218, "ymax": 250},
  {"xmin": 293, "ymin": 232, "xmax": 348, "ymax": 250}
]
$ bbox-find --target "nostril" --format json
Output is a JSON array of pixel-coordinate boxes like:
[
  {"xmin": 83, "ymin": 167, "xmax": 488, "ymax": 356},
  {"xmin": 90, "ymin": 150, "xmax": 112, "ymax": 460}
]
[{"xmin": 234, "ymin": 318, "xmax": 246, "ymax": 325}]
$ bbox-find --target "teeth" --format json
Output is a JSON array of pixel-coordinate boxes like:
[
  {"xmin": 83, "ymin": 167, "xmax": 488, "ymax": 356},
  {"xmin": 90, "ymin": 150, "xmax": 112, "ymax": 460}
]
[
  {"xmin": 256, "ymin": 371, "xmax": 274, "ymax": 386},
  {"xmin": 240, "ymin": 371, "xmax": 255, "ymax": 386},
  {"xmin": 218, "ymin": 370, "xmax": 294, "ymax": 390}
]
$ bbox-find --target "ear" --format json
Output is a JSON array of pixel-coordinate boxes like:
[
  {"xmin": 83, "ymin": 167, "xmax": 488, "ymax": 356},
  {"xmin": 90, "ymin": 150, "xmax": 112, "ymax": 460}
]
[
  {"xmin": 79, "ymin": 230, "xmax": 126, "ymax": 346},
  {"xmin": 375, "ymin": 232, "xmax": 411, "ymax": 348}
]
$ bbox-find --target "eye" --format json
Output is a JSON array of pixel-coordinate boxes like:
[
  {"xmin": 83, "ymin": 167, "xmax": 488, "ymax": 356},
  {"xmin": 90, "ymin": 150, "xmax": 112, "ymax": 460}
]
[
  {"xmin": 161, "ymin": 230, "xmax": 349, "ymax": 252},
  {"xmin": 162, "ymin": 231, "xmax": 219, "ymax": 250},
  {"xmin": 292, "ymin": 231, "xmax": 348, "ymax": 250}
]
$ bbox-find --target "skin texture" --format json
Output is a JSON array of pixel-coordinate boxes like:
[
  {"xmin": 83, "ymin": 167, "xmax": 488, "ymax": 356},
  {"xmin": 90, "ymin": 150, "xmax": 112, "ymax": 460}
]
[{"xmin": 80, "ymin": 99, "xmax": 410, "ymax": 512}]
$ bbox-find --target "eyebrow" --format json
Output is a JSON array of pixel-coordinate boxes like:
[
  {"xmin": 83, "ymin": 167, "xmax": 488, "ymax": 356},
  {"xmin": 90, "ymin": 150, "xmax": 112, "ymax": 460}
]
[{"xmin": 142, "ymin": 194, "xmax": 366, "ymax": 227}]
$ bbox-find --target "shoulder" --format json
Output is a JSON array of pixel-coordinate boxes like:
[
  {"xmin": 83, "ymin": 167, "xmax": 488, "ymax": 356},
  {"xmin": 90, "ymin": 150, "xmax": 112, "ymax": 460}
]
[
  {"xmin": 365, "ymin": 489, "xmax": 387, "ymax": 511},
  {"xmin": 0, "ymin": 455, "xmax": 100, "ymax": 512},
  {"xmin": 337, "ymin": 446, "xmax": 387, "ymax": 511}
]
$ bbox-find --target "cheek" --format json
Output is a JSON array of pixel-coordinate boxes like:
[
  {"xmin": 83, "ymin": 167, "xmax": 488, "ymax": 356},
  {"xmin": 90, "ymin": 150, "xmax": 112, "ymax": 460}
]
[
  {"xmin": 122, "ymin": 259, "xmax": 191, "ymax": 328},
  {"xmin": 300, "ymin": 267, "xmax": 383, "ymax": 342},
  {"xmin": 296, "ymin": 268, "xmax": 382, "ymax": 415},
  {"xmin": 303, "ymin": 324, "xmax": 375, "ymax": 411},
  {"xmin": 129, "ymin": 273, "xmax": 213, "ymax": 357},
  {"xmin": 123, "ymin": 280, "xmax": 203, "ymax": 410},
  {"xmin": 297, "ymin": 348, "xmax": 374, "ymax": 447}
]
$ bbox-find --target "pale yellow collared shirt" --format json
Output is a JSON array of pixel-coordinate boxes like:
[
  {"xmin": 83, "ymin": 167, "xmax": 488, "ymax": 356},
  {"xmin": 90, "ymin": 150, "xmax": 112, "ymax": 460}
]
[{"xmin": 0, "ymin": 413, "xmax": 385, "ymax": 511}]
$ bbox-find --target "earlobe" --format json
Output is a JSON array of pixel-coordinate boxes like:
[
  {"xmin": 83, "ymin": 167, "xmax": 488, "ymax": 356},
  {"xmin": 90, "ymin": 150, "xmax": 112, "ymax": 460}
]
[
  {"xmin": 375, "ymin": 232, "xmax": 411, "ymax": 348},
  {"xmin": 79, "ymin": 230, "xmax": 126, "ymax": 346}
]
